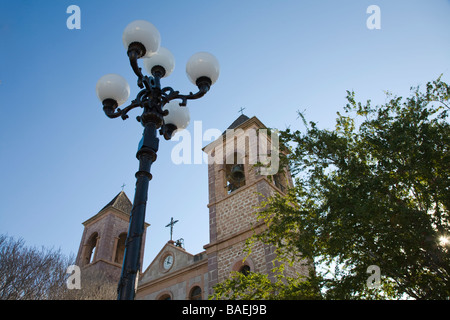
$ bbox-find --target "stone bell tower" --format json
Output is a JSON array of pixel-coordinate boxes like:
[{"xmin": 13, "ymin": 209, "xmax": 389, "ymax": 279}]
[
  {"xmin": 202, "ymin": 115, "xmax": 297, "ymax": 295},
  {"xmin": 75, "ymin": 191, "xmax": 149, "ymax": 281}
]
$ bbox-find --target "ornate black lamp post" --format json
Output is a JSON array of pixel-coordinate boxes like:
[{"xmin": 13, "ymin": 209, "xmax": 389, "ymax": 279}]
[{"xmin": 95, "ymin": 20, "xmax": 219, "ymax": 300}]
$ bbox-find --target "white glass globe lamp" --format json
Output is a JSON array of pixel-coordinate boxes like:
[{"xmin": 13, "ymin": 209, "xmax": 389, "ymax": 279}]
[
  {"xmin": 162, "ymin": 100, "xmax": 190, "ymax": 137},
  {"xmin": 186, "ymin": 52, "xmax": 220, "ymax": 86},
  {"xmin": 96, "ymin": 74, "xmax": 130, "ymax": 106},
  {"xmin": 143, "ymin": 47, "xmax": 175, "ymax": 78},
  {"xmin": 122, "ymin": 20, "xmax": 161, "ymax": 58}
]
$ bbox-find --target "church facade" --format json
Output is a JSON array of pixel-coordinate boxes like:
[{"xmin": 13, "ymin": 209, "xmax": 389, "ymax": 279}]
[{"xmin": 76, "ymin": 115, "xmax": 309, "ymax": 300}]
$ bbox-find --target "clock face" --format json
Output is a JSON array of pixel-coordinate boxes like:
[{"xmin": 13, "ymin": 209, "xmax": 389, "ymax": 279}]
[{"xmin": 163, "ymin": 255, "xmax": 174, "ymax": 270}]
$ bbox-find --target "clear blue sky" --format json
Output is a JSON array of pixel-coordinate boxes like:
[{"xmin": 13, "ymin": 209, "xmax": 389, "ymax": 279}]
[{"xmin": 0, "ymin": 0, "xmax": 449, "ymax": 270}]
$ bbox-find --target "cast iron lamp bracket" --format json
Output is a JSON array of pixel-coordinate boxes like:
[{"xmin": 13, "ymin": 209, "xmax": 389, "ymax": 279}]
[{"xmin": 102, "ymin": 46, "xmax": 212, "ymax": 139}]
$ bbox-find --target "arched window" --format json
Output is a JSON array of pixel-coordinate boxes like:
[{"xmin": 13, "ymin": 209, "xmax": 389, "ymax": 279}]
[
  {"xmin": 231, "ymin": 257, "xmax": 255, "ymax": 276},
  {"xmin": 158, "ymin": 293, "xmax": 172, "ymax": 300},
  {"xmin": 114, "ymin": 232, "xmax": 127, "ymax": 264},
  {"xmin": 189, "ymin": 286, "xmax": 202, "ymax": 300},
  {"xmin": 83, "ymin": 232, "xmax": 99, "ymax": 265},
  {"xmin": 239, "ymin": 265, "xmax": 251, "ymax": 276}
]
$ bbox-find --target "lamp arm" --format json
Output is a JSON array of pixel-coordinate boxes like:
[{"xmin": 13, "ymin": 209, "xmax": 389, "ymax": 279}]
[
  {"xmin": 161, "ymin": 83, "xmax": 210, "ymax": 107},
  {"xmin": 103, "ymin": 100, "xmax": 141, "ymax": 120},
  {"xmin": 103, "ymin": 89, "xmax": 149, "ymax": 120},
  {"xmin": 127, "ymin": 45, "xmax": 146, "ymax": 88}
]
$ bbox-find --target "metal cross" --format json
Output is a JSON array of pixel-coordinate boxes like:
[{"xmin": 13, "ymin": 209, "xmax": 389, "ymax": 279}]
[
  {"xmin": 121, "ymin": 183, "xmax": 126, "ymax": 191},
  {"xmin": 238, "ymin": 107, "xmax": 246, "ymax": 115},
  {"xmin": 165, "ymin": 217, "xmax": 179, "ymax": 241}
]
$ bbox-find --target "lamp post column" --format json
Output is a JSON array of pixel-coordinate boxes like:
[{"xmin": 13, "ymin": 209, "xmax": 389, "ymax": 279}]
[
  {"xmin": 96, "ymin": 19, "xmax": 220, "ymax": 301},
  {"xmin": 117, "ymin": 121, "xmax": 159, "ymax": 300}
]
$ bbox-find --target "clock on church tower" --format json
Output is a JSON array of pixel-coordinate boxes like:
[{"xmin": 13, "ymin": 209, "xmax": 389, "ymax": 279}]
[{"xmin": 162, "ymin": 254, "xmax": 174, "ymax": 271}]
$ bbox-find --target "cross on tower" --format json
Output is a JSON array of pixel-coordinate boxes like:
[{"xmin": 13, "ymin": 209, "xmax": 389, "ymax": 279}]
[
  {"xmin": 165, "ymin": 217, "xmax": 179, "ymax": 241},
  {"xmin": 121, "ymin": 183, "xmax": 126, "ymax": 191},
  {"xmin": 238, "ymin": 107, "xmax": 246, "ymax": 115}
]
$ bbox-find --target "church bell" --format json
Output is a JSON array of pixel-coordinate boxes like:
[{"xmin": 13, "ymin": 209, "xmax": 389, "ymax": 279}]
[{"xmin": 230, "ymin": 164, "xmax": 245, "ymax": 182}]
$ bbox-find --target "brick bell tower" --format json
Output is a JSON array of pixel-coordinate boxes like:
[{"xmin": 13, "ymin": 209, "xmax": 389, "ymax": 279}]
[
  {"xmin": 75, "ymin": 191, "xmax": 149, "ymax": 282},
  {"xmin": 202, "ymin": 115, "xmax": 295, "ymax": 295}
]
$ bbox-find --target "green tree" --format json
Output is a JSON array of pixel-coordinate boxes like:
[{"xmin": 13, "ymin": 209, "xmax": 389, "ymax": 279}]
[
  {"xmin": 212, "ymin": 76, "xmax": 450, "ymax": 300},
  {"xmin": 211, "ymin": 265, "xmax": 322, "ymax": 300}
]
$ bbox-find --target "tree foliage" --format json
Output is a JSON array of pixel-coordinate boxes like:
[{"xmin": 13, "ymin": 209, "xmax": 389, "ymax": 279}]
[
  {"xmin": 210, "ymin": 264, "xmax": 322, "ymax": 300},
  {"xmin": 0, "ymin": 234, "xmax": 72, "ymax": 300},
  {"xmin": 212, "ymin": 76, "xmax": 450, "ymax": 299},
  {"xmin": 0, "ymin": 234, "xmax": 116, "ymax": 300}
]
